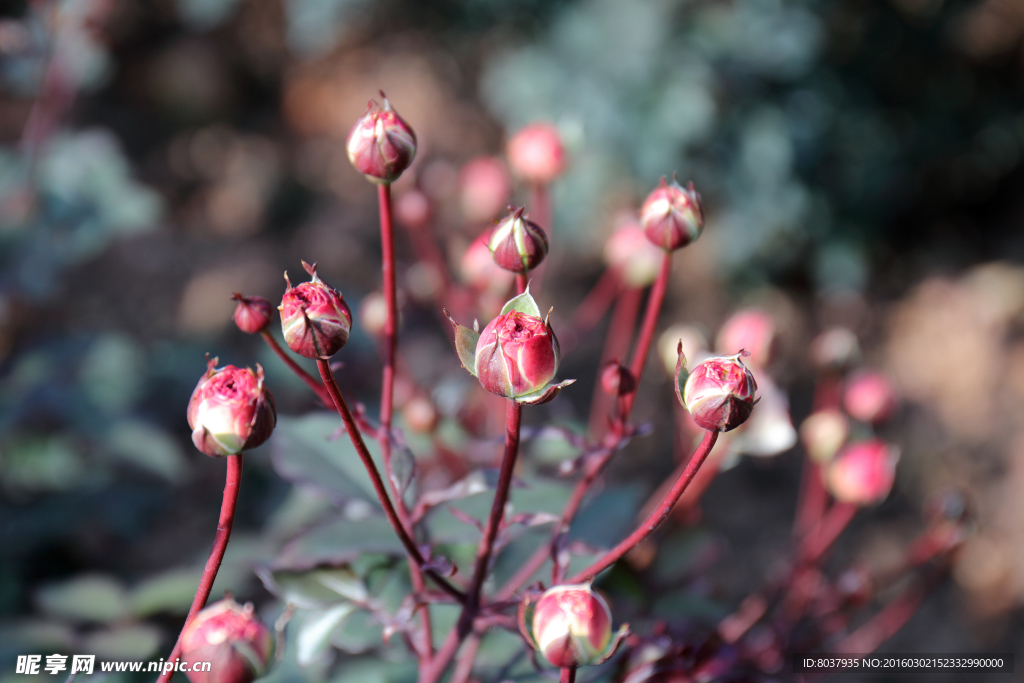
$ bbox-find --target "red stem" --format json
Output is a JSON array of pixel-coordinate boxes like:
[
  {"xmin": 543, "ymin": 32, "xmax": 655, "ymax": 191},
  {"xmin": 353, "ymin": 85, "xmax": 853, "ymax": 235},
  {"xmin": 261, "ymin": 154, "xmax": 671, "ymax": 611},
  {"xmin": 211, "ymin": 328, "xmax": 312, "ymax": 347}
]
[
  {"xmin": 587, "ymin": 285, "xmax": 642, "ymax": 436},
  {"xmin": 793, "ymin": 459, "xmax": 827, "ymax": 538},
  {"xmin": 561, "ymin": 667, "xmax": 577, "ymax": 683},
  {"xmin": 315, "ymin": 359, "xmax": 465, "ymax": 603},
  {"xmin": 450, "ymin": 633, "xmax": 481, "ymax": 683},
  {"xmin": 800, "ymin": 502, "xmax": 857, "ymax": 565},
  {"xmin": 568, "ymin": 267, "xmax": 623, "ymax": 345},
  {"xmin": 621, "ymin": 251, "xmax": 672, "ymax": 417},
  {"xmin": 515, "ymin": 273, "xmax": 527, "ymax": 295},
  {"xmin": 569, "ymin": 430, "xmax": 718, "ymax": 583},
  {"xmin": 259, "ymin": 330, "xmax": 333, "ymax": 407},
  {"xmin": 155, "ymin": 454, "xmax": 243, "ymax": 683}
]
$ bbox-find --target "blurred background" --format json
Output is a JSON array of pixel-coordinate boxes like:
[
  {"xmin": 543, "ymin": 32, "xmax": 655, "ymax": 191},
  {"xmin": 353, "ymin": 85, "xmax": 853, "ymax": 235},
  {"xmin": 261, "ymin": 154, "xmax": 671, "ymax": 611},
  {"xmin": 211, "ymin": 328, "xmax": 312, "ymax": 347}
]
[{"xmin": 2, "ymin": 0, "xmax": 1024, "ymax": 680}]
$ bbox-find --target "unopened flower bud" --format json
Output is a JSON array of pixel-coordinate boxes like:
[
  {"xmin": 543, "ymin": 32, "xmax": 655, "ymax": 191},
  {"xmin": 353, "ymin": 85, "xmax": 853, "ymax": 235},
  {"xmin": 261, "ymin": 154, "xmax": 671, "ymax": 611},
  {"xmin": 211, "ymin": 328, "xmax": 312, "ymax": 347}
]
[
  {"xmin": 639, "ymin": 177, "xmax": 703, "ymax": 251},
  {"xmin": 682, "ymin": 353, "xmax": 757, "ymax": 432},
  {"xmin": 346, "ymin": 92, "xmax": 417, "ymax": 184},
  {"xmin": 187, "ymin": 360, "xmax": 276, "ymax": 458},
  {"xmin": 180, "ymin": 598, "xmax": 274, "ymax": 683},
  {"xmin": 507, "ymin": 122, "xmax": 565, "ymax": 185},
  {"xmin": 231, "ymin": 294, "xmax": 274, "ymax": 334},
  {"xmin": 826, "ymin": 440, "xmax": 898, "ymax": 506},
  {"xmin": 799, "ymin": 408, "xmax": 848, "ymax": 464},
  {"xmin": 603, "ymin": 217, "xmax": 664, "ymax": 288},
  {"xmin": 843, "ymin": 370, "xmax": 898, "ymax": 424},
  {"xmin": 716, "ymin": 308, "xmax": 775, "ymax": 368},
  {"xmin": 488, "ymin": 206, "xmax": 548, "ymax": 273},
  {"xmin": 459, "ymin": 156, "xmax": 511, "ymax": 223},
  {"xmin": 600, "ymin": 361, "xmax": 636, "ymax": 397},
  {"xmin": 403, "ymin": 395, "xmax": 438, "ymax": 433},
  {"xmin": 279, "ymin": 261, "xmax": 352, "ymax": 359},
  {"xmin": 394, "ymin": 189, "xmax": 431, "ymax": 230},
  {"xmin": 531, "ymin": 584, "xmax": 613, "ymax": 668}
]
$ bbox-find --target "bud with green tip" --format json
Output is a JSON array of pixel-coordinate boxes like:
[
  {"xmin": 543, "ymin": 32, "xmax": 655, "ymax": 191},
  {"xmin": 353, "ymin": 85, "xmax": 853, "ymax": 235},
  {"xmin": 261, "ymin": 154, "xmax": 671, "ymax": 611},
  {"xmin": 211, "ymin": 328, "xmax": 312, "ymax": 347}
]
[
  {"xmin": 187, "ymin": 359, "xmax": 276, "ymax": 458},
  {"xmin": 528, "ymin": 584, "xmax": 624, "ymax": 668},
  {"xmin": 279, "ymin": 261, "xmax": 352, "ymax": 359},
  {"xmin": 179, "ymin": 598, "xmax": 274, "ymax": 683},
  {"xmin": 346, "ymin": 92, "xmax": 417, "ymax": 183},
  {"xmin": 488, "ymin": 206, "xmax": 549, "ymax": 273},
  {"xmin": 678, "ymin": 352, "xmax": 757, "ymax": 432},
  {"xmin": 639, "ymin": 177, "xmax": 703, "ymax": 251}
]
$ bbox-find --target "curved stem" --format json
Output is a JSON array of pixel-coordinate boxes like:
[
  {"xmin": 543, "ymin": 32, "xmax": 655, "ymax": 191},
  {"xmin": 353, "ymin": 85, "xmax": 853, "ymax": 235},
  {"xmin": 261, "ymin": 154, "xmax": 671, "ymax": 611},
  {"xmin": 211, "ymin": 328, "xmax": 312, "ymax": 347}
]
[
  {"xmin": 316, "ymin": 359, "xmax": 465, "ymax": 603},
  {"xmin": 155, "ymin": 454, "xmax": 243, "ymax": 683},
  {"xmin": 569, "ymin": 430, "xmax": 718, "ymax": 583},
  {"xmin": 259, "ymin": 330, "xmax": 332, "ymax": 407}
]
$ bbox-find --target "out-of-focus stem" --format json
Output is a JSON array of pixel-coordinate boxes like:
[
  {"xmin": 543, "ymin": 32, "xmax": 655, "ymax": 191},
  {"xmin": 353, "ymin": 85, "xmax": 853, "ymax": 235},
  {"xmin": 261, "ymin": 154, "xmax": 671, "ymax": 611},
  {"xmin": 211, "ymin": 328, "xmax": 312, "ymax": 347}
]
[
  {"xmin": 560, "ymin": 667, "xmax": 577, "ymax": 683},
  {"xmin": 451, "ymin": 633, "xmax": 481, "ymax": 683},
  {"xmin": 515, "ymin": 273, "xmax": 527, "ymax": 295},
  {"xmin": 568, "ymin": 268, "xmax": 623, "ymax": 345},
  {"xmin": 587, "ymin": 285, "xmax": 642, "ymax": 437},
  {"xmin": 259, "ymin": 330, "xmax": 332, "ymax": 407},
  {"xmin": 316, "ymin": 359, "xmax": 465, "ymax": 603},
  {"xmin": 621, "ymin": 251, "xmax": 672, "ymax": 417},
  {"xmin": 793, "ymin": 458, "xmax": 827, "ymax": 537},
  {"xmin": 526, "ymin": 184, "xmax": 552, "ymax": 294},
  {"xmin": 569, "ymin": 430, "xmax": 718, "ymax": 583},
  {"xmin": 155, "ymin": 454, "xmax": 243, "ymax": 683},
  {"xmin": 800, "ymin": 502, "xmax": 857, "ymax": 565}
]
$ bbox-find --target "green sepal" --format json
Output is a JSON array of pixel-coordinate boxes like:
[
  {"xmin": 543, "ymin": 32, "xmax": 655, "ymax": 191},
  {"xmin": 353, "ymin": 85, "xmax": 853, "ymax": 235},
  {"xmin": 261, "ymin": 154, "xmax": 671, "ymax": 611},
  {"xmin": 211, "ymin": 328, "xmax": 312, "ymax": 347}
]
[
  {"xmin": 674, "ymin": 340, "xmax": 689, "ymax": 409},
  {"xmin": 445, "ymin": 309, "xmax": 480, "ymax": 377},
  {"xmin": 500, "ymin": 285, "xmax": 541, "ymax": 318}
]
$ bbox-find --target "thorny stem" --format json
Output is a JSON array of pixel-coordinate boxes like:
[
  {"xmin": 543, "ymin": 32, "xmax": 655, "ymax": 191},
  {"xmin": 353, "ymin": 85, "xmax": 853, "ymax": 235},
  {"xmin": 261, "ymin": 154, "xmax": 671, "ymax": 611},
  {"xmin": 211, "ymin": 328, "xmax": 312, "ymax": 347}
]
[
  {"xmin": 561, "ymin": 667, "xmax": 577, "ymax": 683},
  {"xmin": 316, "ymin": 359, "xmax": 465, "ymax": 603},
  {"xmin": 259, "ymin": 330, "xmax": 332, "ymax": 407},
  {"xmin": 377, "ymin": 183, "xmax": 434, "ymax": 660},
  {"xmin": 155, "ymin": 454, "xmax": 243, "ymax": 683},
  {"xmin": 569, "ymin": 430, "xmax": 718, "ymax": 583}
]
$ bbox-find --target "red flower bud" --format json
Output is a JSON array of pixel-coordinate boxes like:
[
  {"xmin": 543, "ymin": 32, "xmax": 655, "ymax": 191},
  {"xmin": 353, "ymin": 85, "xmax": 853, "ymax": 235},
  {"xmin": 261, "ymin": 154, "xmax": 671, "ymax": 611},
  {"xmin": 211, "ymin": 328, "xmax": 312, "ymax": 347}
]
[
  {"xmin": 476, "ymin": 309, "xmax": 558, "ymax": 399},
  {"xmin": 639, "ymin": 177, "xmax": 703, "ymax": 251},
  {"xmin": 682, "ymin": 353, "xmax": 757, "ymax": 432},
  {"xmin": 531, "ymin": 584, "xmax": 613, "ymax": 668},
  {"xmin": 600, "ymin": 361, "xmax": 636, "ymax": 397},
  {"xmin": 799, "ymin": 408, "xmax": 848, "ymax": 464},
  {"xmin": 507, "ymin": 122, "xmax": 566, "ymax": 185},
  {"xmin": 826, "ymin": 440, "xmax": 898, "ymax": 506},
  {"xmin": 279, "ymin": 261, "xmax": 352, "ymax": 359},
  {"xmin": 346, "ymin": 93, "xmax": 417, "ymax": 184},
  {"xmin": 488, "ymin": 206, "xmax": 549, "ymax": 273},
  {"xmin": 187, "ymin": 360, "xmax": 276, "ymax": 458},
  {"xmin": 843, "ymin": 370, "xmax": 898, "ymax": 424},
  {"xmin": 180, "ymin": 598, "xmax": 274, "ymax": 683},
  {"xmin": 459, "ymin": 156, "xmax": 511, "ymax": 223},
  {"xmin": 603, "ymin": 216, "xmax": 664, "ymax": 288},
  {"xmin": 231, "ymin": 294, "xmax": 274, "ymax": 335},
  {"xmin": 716, "ymin": 308, "xmax": 775, "ymax": 368}
]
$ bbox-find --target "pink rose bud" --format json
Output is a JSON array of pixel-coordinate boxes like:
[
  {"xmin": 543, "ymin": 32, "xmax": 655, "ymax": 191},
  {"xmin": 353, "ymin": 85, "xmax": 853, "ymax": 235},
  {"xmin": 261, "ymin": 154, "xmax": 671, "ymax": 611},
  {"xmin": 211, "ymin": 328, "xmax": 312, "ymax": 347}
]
[
  {"xmin": 346, "ymin": 92, "xmax": 417, "ymax": 184},
  {"xmin": 600, "ymin": 361, "xmax": 636, "ymax": 397},
  {"xmin": 843, "ymin": 370, "xmax": 898, "ymax": 424},
  {"xmin": 459, "ymin": 233, "xmax": 514, "ymax": 293},
  {"xmin": 531, "ymin": 584, "xmax": 613, "ymax": 668},
  {"xmin": 682, "ymin": 353, "xmax": 757, "ymax": 432},
  {"xmin": 507, "ymin": 122, "xmax": 566, "ymax": 185},
  {"xmin": 603, "ymin": 216, "xmax": 664, "ymax": 288},
  {"xmin": 716, "ymin": 308, "xmax": 775, "ymax": 368},
  {"xmin": 826, "ymin": 440, "xmax": 898, "ymax": 506},
  {"xmin": 476, "ymin": 309, "xmax": 558, "ymax": 399},
  {"xmin": 639, "ymin": 177, "xmax": 703, "ymax": 251},
  {"xmin": 394, "ymin": 189, "xmax": 431, "ymax": 230},
  {"xmin": 187, "ymin": 359, "xmax": 276, "ymax": 458},
  {"xmin": 403, "ymin": 395, "xmax": 438, "ymax": 434},
  {"xmin": 279, "ymin": 261, "xmax": 353, "ymax": 359},
  {"xmin": 180, "ymin": 598, "xmax": 274, "ymax": 683},
  {"xmin": 799, "ymin": 408, "xmax": 849, "ymax": 464},
  {"xmin": 488, "ymin": 206, "xmax": 549, "ymax": 273},
  {"xmin": 459, "ymin": 156, "xmax": 512, "ymax": 223},
  {"xmin": 231, "ymin": 294, "xmax": 274, "ymax": 335}
]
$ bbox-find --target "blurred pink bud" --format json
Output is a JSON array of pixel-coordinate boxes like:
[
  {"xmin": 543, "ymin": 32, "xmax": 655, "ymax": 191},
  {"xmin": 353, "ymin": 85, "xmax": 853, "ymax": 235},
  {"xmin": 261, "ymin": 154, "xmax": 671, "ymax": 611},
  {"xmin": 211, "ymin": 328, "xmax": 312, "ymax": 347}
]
[
  {"xmin": 531, "ymin": 584, "xmax": 613, "ymax": 668},
  {"xmin": 603, "ymin": 217, "xmax": 664, "ymax": 288},
  {"xmin": 639, "ymin": 177, "xmax": 703, "ymax": 251},
  {"xmin": 394, "ymin": 189, "xmax": 431, "ymax": 230},
  {"xmin": 682, "ymin": 354, "xmax": 757, "ymax": 432},
  {"xmin": 187, "ymin": 360, "xmax": 276, "ymax": 458},
  {"xmin": 346, "ymin": 93, "xmax": 417, "ymax": 183},
  {"xmin": 600, "ymin": 361, "xmax": 636, "ymax": 397},
  {"xmin": 459, "ymin": 233, "xmax": 514, "ymax": 293},
  {"xmin": 279, "ymin": 261, "xmax": 352, "ymax": 359},
  {"xmin": 476, "ymin": 309, "xmax": 559, "ymax": 399},
  {"xmin": 507, "ymin": 122, "xmax": 566, "ymax": 185},
  {"xmin": 359, "ymin": 292, "xmax": 388, "ymax": 337},
  {"xmin": 826, "ymin": 440, "xmax": 898, "ymax": 506},
  {"xmin": 716, "ymin": 308, "xmax": 775, "ymax": 368},
  {"xmin": 403, "ymin": 395, "xmax": 438, "ymax": 433},
  {"xmin": 459, "ymin": 156, "xmax": 511, "ymax": 223},
  {"xmin": 843, "ymin": 370, "xmax": 899, "ymax": 424},
  {"xmin": 180, "ymin": 598, "xmax": 274, "ymax": 683},
  {"xmin": 799, "ymin": 408, "xmax": 848, "ymax": 463},
  {"xmin": 231, "ymin": 294, "xmax": 274, "ymax": 334},
  {"xmin": 809, "ymin": 327, "xmax": 860, "ymax": 370},
  {"xmin": 488, "ymin": 206, "xmax": 549, "ymax": 273}
]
